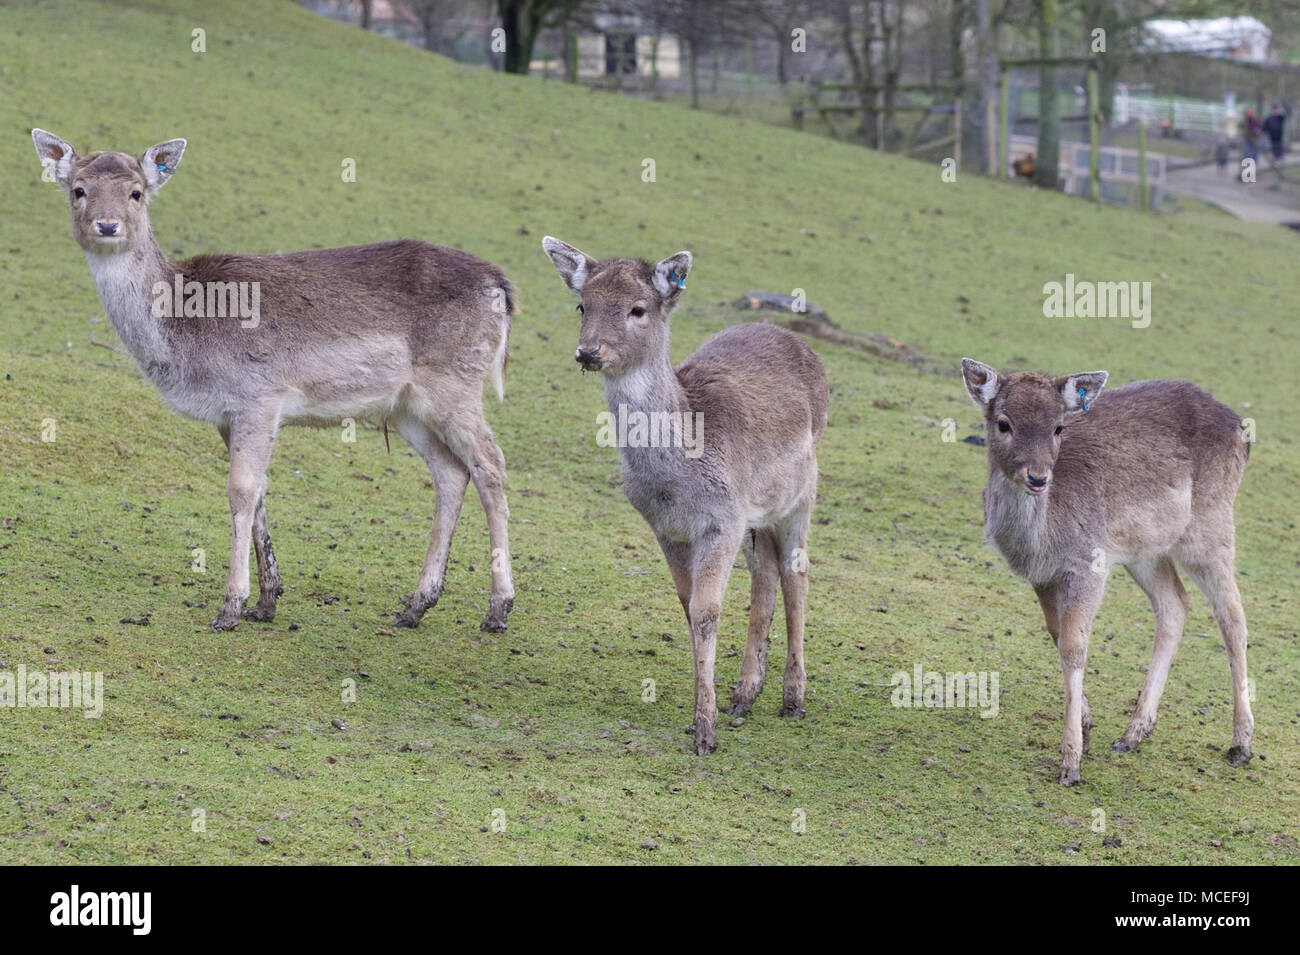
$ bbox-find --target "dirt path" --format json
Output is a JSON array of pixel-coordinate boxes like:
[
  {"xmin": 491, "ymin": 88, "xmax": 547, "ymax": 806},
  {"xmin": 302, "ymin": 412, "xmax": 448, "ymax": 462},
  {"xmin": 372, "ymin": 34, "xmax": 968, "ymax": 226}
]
[{"xmin": 1165, "ymin": 151, "xmax": 1300, "ymax": 226}]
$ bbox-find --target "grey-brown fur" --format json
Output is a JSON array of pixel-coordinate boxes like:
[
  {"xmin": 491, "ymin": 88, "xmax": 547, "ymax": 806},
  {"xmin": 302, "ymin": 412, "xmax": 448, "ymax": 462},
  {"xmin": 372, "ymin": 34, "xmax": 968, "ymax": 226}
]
[
  {"xmin": 543, "ymin": 237, "xmax": 829, "ymax": 755},
  {"xmin": 33, "ymin": 129, "xmax": 515, "ymax": 633},
  {"xmin": 961, "ymin": 358, "xmax": 1253, "ymax": 785}
]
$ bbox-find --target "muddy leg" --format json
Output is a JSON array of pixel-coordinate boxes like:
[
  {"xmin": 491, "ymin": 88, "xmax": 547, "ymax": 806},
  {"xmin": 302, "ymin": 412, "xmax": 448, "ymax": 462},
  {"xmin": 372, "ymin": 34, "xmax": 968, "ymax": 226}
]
[
  {"xmin": 731, "ymin": 530, "xmax": 778, "ymax": 717},
  {"xmin": 243, "ymin": 491, "xmax": 284, "ymax": 622},
  {"xmin": 687, "ymin": 528, "xmax": 742, "ymax": 755},
  {"xmin": 212, "ymin": 411, "xmax": 276, "ymax": 631},
  {"xmin": 393, "ymin": 419, "xmax": 470, "ymax": 628}
]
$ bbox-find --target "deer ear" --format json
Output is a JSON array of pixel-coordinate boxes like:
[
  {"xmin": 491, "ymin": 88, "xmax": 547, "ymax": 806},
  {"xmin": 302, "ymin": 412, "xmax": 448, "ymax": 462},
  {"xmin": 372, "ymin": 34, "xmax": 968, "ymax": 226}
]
[
  {"xmin": 542, "ymin": 236, "xmax": 595, "ymax": 294},
  {"xmin": 961, "ymin": 358, "xmax": 1001, "ymax": 409},
  {"xmin": 652, "ymin": 251, "xmax": 691, "ymax": 298},
  {"xmin": 32, "ymin": 129, "xmax": 77, "ymax": 188},
  {"xmin": 139, "ymin": 139, "xmax": 186, "ymax": 193},
  {"xmin": 1056, "ymin": 371, "xmax": 1108, "ymax": 411}
]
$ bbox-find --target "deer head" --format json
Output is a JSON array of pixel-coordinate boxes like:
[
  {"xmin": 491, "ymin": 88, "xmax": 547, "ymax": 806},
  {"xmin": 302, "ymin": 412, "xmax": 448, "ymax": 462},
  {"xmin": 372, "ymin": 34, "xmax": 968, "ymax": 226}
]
[
  {"xmin": 962, "ymin": 358, "xmax": 1107, "ymax": 495},
  {"xmin": 542, "ymin": 236, "xmax": 691, "ymax": 376},
  {"xmin": 32, "ymin": 129, "xmax": 185, "ymax": 255}
]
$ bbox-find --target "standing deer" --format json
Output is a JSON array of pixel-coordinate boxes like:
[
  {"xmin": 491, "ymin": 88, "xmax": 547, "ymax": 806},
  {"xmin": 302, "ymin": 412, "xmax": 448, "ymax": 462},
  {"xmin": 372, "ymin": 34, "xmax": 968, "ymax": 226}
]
[
  {"xmin": 32, "ymin": 129, "xmax": 515, "ymax": 633},
  {"xmin": 960, "ymin": 359, "xmax": 1254, "ymax": 785},
  {"xmin": 542, "ymin": 237, "xmax": 829, "ymax": 755}
]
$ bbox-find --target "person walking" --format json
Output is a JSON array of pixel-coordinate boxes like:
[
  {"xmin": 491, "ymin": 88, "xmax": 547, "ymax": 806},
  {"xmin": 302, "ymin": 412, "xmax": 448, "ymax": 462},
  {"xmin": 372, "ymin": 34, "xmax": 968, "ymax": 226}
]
[
  {"xmin": 1215, "ymin": 137, "xmax": 1230, "ymax": 176},
  {"xmin": 1262, "ymin": 104, "xmax": 1287, "ymax": 180},
  {"xmin": 1242, "ymin": 107, "xmax": 1263, "ymax": 180}
]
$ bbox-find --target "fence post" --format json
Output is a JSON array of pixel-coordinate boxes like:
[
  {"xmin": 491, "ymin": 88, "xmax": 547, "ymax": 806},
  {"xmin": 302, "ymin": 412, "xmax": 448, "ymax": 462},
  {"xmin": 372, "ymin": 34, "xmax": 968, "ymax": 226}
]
[
  {"xmin": 1088, "ymin": 67, "xmax": 1100, "ymax": 201},
  {"xmin": 998, "ymin": 68, "xmax": 1009, "ymax": 177},
  {"xmin": 954, "ymin": 97, "xmax": 962, "ymax": 170},
  {"xmin": 1138, "ymin": 121, "xmax": 1148, "ymax": 212}
]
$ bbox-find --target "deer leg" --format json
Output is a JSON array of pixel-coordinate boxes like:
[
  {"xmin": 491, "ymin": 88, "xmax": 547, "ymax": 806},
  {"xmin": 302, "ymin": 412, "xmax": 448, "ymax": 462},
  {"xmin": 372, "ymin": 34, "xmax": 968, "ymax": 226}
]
[
  {"xmin": 731, "ymin": 529, "xmax": 779, "ymax": 717},
  {"xmin": 687, "ymin": 527, "xmax": 742, "ymax": 755},
  {"xmin": 436, "ymin": 408, "xmax": 514, "ymax": 633},
  {"xmin": 394, "ymin": 418, "xmax": 469, "ymax": 629},
  {"xmin": 243, "ymin": 491, "xmax": 284, "ymax": 622},
  {"xmin": 219, "ymin": 422, "xmax": 283, "ymax": 623},
  {"xmin": 775, "ymin": 511, "xmax": 812, "ymax": 719},
  {"xmin": 1182, "ymin": 549, "xmax": 1254, "ymax": 766},
  {"xmin": 1114, "ymin": 557, "xmax": 1189, "ymax": 752},
  {"xmin": 213, "ymin": 412, "xmax": 276, "ymax": 631},
  {"xmin": 1035, "ymin": 581, "xmax": 1092, "ymax": 752},
  {"xmin": 656, "ymin": 536, "xmax": 693, "ymax": 628},
  {"xmin": 1054, "ymin": 583, "xmax": 1103, "ymax": 786},
  {"xmin": 467, "ymin": 424, "xmax": 514, "ymax": 633}
]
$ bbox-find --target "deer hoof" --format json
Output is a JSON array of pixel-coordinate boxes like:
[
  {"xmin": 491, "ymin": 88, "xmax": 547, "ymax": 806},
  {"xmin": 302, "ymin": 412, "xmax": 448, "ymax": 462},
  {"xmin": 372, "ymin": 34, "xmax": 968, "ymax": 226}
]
[
  {"xmin": 210, "ymin": 615, "xmax": 240, "ymax": 632},
  {"xmin": 1226, "ymin": 745, "xmax": 1253, "ymax": 767},
  {"xmin": 1111, "ymin": 738, "xmax": 1137, "ymax": 753},
  {"xmin": 480, "ymin": 596, "xmax": 513, "ymax": 633},
  {"xmin": 694, "ymin": 734, "xmax": 717, "ymax": 756},
  {"xmin": 728, "ymin": 699, "xmax": 753, "ymax": 717},
  {"xmin": 1058, "ymin": 766, "xmax": 1082, "ymax": 786},
  {"xmin": 393, "ymin": 611, "xmax": 422, "ymax": 629},
  {"xmin": 778, "ymin": 703, "xmax": 805, "ymax": 718},
  {"xmin": 243, "ymin": 604, "xmax": 276, "ymax": 623}
]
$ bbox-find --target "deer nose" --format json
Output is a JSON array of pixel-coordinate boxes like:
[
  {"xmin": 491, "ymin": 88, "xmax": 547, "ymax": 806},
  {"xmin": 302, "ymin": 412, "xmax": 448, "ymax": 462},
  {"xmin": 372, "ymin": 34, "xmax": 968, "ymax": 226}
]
[
  {"xmin": 1027, "ymin": 472, "xmax": 1049, "ymax": 489},
  {"xmin": 575, "ymin": 346, "xmax": 601, "ymax": 367},
  {"xmin": 95, "ymin": 220, "xmax": 120, "ymax": 236}
]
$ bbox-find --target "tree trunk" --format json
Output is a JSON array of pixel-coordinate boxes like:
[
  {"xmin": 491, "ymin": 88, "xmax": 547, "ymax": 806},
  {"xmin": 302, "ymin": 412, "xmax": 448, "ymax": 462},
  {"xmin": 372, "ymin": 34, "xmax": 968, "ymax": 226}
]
[
  {"xmin": 501, "ymin": 1, "xmax": 541, "ymax": 75},
  {"xmin": 420, "ymin": 10, "xmax": 438, "ymax": 52},
  {"xmin": 1034, "ymin": 0, "xmax": 1060, "ymax": 189},
  {"xmin": 688, "ymin": 37, "xmax": 700, "ymax": 108},
  {"xmin": 977, "ymin": 0, "xmax": 997, "ymax": 174},
  {"xmin": 775, "ymin": 24, "xmax": 788, "ymax": 85},
  {"xmin": 360, "ymin": 0, "xmax": 373, "ymax": 30}
]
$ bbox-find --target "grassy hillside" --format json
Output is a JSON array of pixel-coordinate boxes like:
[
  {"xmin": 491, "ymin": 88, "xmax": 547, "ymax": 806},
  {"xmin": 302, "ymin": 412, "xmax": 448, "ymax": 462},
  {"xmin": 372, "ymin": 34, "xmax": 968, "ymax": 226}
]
[{"xmin": 1, "ymin": 0, "xmax": 1297, "ymax": 864}]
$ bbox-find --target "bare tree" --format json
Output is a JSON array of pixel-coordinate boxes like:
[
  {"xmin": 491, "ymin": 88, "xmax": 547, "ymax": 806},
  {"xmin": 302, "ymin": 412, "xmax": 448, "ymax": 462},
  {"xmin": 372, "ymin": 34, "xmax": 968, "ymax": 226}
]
[
  {"xmin": 403, "ymin": 0, "xmax": 452, "ymax": 51},
  {"xmin": 498, "ymin": 0, "xmax": 585, "ymax": 73},
  {"xmin": 1034, "ymin": 0, "xmax": 1060, "ymax": 188},
  {"xmin": 753, "ymin": 0, "xmax": 808, "ymax": 86}
]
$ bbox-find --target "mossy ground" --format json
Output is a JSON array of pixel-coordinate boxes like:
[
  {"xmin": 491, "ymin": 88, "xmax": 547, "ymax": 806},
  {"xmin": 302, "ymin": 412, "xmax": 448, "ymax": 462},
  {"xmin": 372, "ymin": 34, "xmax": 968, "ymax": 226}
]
[{"xmin": 0, "ymin": 0, "xmax": 1296, "ymax": 864}]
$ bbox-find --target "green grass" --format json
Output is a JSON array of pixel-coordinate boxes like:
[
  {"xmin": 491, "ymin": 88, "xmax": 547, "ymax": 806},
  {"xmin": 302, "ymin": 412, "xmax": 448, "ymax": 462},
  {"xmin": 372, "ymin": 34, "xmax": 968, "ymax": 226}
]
[{"xmin": 1, "ymin": 0, "xmax": 1298, "ymax": 865}]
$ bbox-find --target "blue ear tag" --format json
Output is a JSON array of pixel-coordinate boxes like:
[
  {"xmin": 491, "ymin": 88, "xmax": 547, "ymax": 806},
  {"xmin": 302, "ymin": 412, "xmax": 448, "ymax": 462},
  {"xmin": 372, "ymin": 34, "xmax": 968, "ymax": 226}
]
[
  {"xmin": 669, "ymin": 269, "xmax": 685, "ymax": 289},
  {"xmin": 157, "ymin": 163, "xmax": 168, "ymax": 173},
  {"xmin": 1078, "ymin": 386, "xmax": 1090, "ymax": 411}
]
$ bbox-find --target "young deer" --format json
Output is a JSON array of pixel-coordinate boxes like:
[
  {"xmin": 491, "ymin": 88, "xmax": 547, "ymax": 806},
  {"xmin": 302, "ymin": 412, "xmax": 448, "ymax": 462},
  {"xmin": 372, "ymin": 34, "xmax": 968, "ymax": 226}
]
[
  {"xmin": 542, "ymin": 238, "xmax": 829, "ymax": 755},
  {"xmin": 961, "ymin": 359, "xmax": 1254, "ymax": 785},
  {"xmin": 32, "ymin": 130, "xmax": 515, "ymax": 633}
]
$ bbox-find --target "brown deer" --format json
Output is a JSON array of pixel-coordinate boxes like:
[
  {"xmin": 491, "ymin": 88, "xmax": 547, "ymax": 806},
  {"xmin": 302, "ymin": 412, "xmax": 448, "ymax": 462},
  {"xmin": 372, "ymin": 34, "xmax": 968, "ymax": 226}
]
[
  {"xmin": 961, "ymin": 359, "xmax": 1254, "ymax": 785},
  {"xmin": 32, "ymin": 129, "xmax": 515, "ymax": 633},
  {"xmin": 542, "ymin": 237, "xmax": 829, "ymax": 755}
]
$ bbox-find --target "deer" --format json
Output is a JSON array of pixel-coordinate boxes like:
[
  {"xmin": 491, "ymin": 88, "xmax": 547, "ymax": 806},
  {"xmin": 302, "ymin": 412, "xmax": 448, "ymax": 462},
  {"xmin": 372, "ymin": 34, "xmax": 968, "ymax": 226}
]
[
  {"xmin": 32, "ymin": 129, "xmax": 515, "ymax": 634},
  {"xmin": 960, "ymin": 359, "xmax": 1254, "ymax": 785},
  {"xmin": 542, "ymin": 237, "xmax": 829, "ymax": 755}
]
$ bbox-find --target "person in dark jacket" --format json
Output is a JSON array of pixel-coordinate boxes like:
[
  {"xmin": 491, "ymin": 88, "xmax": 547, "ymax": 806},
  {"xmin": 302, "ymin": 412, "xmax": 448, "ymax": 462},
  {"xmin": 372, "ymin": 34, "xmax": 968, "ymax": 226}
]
[{"xmin": 1262, "ymin": 105, "xmax": 1286, "ymax": 172}]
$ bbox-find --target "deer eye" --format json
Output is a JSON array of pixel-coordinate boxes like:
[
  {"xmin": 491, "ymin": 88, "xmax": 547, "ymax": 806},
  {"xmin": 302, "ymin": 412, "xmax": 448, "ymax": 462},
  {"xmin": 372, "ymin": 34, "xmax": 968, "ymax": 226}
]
[
  {"xmin": 996, "ymin": 419, "xmax": 1011, "ymax": 434},
  {"xmin": 576, "ymin": 304, "xmax": 584, "ymax": 314},
  {"xmin": 130, "ymin": 190, "xmax": 142, "ymax": 201},
  {"xmin": 629, "ymin": 306, "xmax": 646, "ymax": 318},
  {"xmin": 73, "ymin": 187, "xmax": 85, "ymax": 199},
  {"xmin": 1054, "ymin": 425, "xmax": 1065, "ymax": 436}
]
